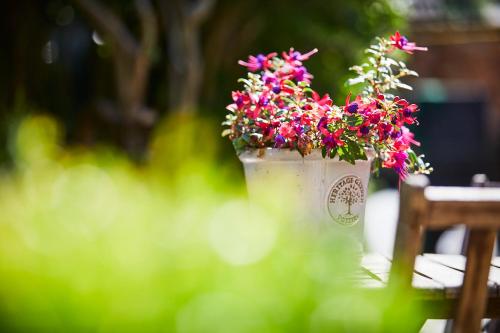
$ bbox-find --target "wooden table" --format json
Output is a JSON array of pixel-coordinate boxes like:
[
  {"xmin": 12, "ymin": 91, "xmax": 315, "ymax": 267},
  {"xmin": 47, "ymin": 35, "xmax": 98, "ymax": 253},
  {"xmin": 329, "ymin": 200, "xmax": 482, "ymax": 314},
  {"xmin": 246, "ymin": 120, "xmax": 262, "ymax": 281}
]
[{"xmin": 360, "ymin": 253, "xmax": 500, "ymax": 319}]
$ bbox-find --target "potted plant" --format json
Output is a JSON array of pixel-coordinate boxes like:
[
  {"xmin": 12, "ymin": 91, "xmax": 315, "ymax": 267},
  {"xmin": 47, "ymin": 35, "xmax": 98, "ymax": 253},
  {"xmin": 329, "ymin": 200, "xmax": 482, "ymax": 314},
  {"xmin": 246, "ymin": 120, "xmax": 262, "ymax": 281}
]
[{"xmin": 222, "ymin": 32, "xmax": 432, "ymax": 237}]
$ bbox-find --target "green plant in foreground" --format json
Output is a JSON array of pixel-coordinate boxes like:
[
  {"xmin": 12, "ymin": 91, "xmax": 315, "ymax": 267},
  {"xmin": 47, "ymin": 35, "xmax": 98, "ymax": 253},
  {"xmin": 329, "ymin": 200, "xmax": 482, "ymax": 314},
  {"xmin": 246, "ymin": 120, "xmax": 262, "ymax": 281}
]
[{"xmin": 0, "ymin": 115, "xmax": 423, "ymax": 332}]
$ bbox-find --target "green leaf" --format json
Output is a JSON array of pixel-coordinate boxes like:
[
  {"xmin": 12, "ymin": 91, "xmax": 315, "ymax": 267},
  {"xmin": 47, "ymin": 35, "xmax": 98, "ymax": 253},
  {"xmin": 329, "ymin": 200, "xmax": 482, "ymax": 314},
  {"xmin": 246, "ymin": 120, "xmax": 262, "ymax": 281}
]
[
  {"xmin": 237, "ymin": 78, "xmax": 251, "ymax": 86},
  {"xmin": 281, "ymin": 97, "xmax": 296, "ymax": 105},
  {"xmin": 221, "ymin": 129, "xmax": 232, "ymax": 137},
  {"xmin": 372, "ymin": 158, "xmax": 381, "ymax": 177},
  {"xmin": 347, "ymin": 77, "xmax": 366, "ymax": 86},
  {"xmin": 395, "ymin": 82, "xmax": 413, "ymax": 90},
  {"xmin": 366, "ymin": 48, "xmax": 380, "ymax": 55},
  {"xmin": 321, "ymin": 147, "xmax": 327, "ymax": 158},
  {"xmin": 329, "ymin": 147, "xmax": 338, "ymax": 159},
  {"xmin": 337, "ymin": 146, "xmax": 345, "ymax": 161},
  {"xmin": 407, "ymin": 150, "xmax": 418, "ymax": 167},
  {"xmin": 232, "ymin": 137, "xmax": 247, "ymax": 152},
  {"xmin": 346, "ymin": 114, "xmax": 363, "ymax": 127},
  {"xmin": 385, "ymin": 58, "xmax": 399, "ymax": 67},
  {"xmin": 340, "ymin": 140, "xmax": 367, "ymax": 165},
  {"xmin": 351, "ymin": 142, "xmax": 367, "ymax": 160}
]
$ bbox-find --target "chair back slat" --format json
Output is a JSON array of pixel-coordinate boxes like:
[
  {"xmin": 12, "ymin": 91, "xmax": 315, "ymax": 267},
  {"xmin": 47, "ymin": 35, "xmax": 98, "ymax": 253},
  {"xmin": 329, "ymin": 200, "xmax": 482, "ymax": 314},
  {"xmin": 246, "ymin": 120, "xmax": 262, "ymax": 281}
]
[
  {"xmin": 426, "ymin": 202, "xmax": 500, "ymax": 229},
  {"xmin": 389, "ymin": 176, "xmax": 427, "ymax": 287},
  {"xmin": 425, "ymin": 187, "xmax": 500, "ymax": 229}
]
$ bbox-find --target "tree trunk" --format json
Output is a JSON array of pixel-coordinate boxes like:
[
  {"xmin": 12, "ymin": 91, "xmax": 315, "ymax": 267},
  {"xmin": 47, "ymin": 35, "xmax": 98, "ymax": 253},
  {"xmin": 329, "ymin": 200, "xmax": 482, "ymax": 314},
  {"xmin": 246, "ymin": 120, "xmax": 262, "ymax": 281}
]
[
  {"xmin": 159, "ymin": 0, "xmax": 215, "ymax": 114},
  {"xmin": 72, "ymin": 0, "xmax": 157, "ymax": 156}
]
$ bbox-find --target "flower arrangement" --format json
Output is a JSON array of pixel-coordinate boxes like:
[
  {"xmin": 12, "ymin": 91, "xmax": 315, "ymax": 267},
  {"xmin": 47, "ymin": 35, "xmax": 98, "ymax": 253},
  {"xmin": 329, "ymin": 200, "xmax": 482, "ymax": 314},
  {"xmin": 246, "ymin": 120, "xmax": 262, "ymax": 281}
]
[{"xmin": 222, "ymin": 32, "xmax": 432, "ymax": 179}]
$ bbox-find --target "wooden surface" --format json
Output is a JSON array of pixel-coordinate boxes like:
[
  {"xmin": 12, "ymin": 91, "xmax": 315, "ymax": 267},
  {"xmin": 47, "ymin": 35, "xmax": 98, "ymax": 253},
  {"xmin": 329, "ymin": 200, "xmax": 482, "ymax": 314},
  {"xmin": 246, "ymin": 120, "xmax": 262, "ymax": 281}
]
[
  {"xmin": 361, "ymin": 253, "xmax": 500, "ymax": 298},
  {"xmin": 360, "ymin": 253, "xmax": 500, "ymax": 319}
]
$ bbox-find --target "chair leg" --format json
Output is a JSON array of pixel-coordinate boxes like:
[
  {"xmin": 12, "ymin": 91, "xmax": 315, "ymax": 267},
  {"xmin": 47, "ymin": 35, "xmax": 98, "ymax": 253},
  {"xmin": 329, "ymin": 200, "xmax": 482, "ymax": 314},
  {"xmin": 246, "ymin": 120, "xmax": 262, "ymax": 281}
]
[{"xmin": 452, "ymin": 229, "xmax": 496, "ymax": 333}]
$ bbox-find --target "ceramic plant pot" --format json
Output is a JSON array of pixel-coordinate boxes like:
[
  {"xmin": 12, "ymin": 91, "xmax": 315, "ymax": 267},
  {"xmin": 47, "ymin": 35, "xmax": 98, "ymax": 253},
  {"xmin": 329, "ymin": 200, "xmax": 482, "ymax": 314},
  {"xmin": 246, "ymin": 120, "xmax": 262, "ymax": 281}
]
[{"xmin": 239, "ymin": 148, "xmax": 374, "ymax": 242}]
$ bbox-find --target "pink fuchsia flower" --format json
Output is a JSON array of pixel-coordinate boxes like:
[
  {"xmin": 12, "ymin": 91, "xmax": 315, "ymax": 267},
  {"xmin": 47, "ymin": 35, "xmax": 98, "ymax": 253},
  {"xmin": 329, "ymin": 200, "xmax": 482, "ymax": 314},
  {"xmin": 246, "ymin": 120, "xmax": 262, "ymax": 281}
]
[
  {"xmin": 311, "ymin": 91, "xmax": 333, "ymax": 114},
  {"xmin": 357, "ymin": 122, "xmax": 371, "ymax": 137},
  {"xmin": 400, "ymin": 126, "xmax": 420, "ymax": 147},
  {"xmin": 317, "ymin": 116, "xmax": 328, "ymax": 132},
  {"xmin": 377, "ymin": 122, "xmax": 393, "ymax": 141},
  {"xmin": 322, "ymin": 128, "xmax": 345, "ymax": 152},
  {"xmin": 396, "ymin": 99, "xmax": 419, "ymax": 125},
  {"xmin": 274, "ymin": 134, "xmax": 286, "ymax": 148},
  {"xmin": 317, "ymin": 116, "xmax": 344, "ymax": 151},
  {"xmin": 238, "ymin": 52, "xmax": 277, "ymax": 72},
  {"xmin": 245, "ymin": 105, "xmax": 261, "ymax": 119},
  {"xmin": 390, "ymin": 31, "xmax": 428, "ymax": 54},
  {"xmin": 368, "ymin": 112, "xmax": 382, "ymax": 124},
  {"xmin": 292, "ymin": 111, "xmax": 313, "ymax": 127},
  {"xmin": 263, "ymin": 72, "xmax": 278, "ymax": 86},
  {"xmin": 383, "ymin": 150, "xmax": 409, "ymax": 179},
  {"xmin": 256, "ymin": 121, "xmax": 274, "ymax": 138},
  {"xmin": 363, "ymin": 97, "xmax": 386, "ymax": 125},
  {"xmin": 390, "ymin": 128, "xmax": 419, "ymax": 160},
  {"xmin": 343, "ymin": 94, "xmax": 367, "ymax": 115},
  {"xmin": 278, "ymin": 122, "xmax": 297, "ymax": 140},
  {"xmin": 231, "ymin": 91, "xmax": 251, "ymax": 109},
  {"xmin": 282, "ymin": 48, "xmax": 318, "ymax": 66},
  {"xmin": 292, "ymin": 66, "xmax": 314, "ymax": 83}
]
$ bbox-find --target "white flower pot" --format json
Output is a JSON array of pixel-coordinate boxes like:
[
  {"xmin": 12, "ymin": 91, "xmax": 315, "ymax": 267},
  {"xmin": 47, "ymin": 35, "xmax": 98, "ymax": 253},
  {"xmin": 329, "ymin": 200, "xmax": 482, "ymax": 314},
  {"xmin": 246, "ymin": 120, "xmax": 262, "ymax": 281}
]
[{"xmin": 239, "ymin": 148, "xmax": 374, "ymax": 243}]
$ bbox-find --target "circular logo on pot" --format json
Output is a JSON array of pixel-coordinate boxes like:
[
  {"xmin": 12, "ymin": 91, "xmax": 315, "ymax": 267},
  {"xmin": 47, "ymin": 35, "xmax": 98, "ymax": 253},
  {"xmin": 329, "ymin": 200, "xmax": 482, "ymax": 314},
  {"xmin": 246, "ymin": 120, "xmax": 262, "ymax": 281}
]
[{"xmin": 327, "ymin": 175, "xmax": 365, "ymax": 226}]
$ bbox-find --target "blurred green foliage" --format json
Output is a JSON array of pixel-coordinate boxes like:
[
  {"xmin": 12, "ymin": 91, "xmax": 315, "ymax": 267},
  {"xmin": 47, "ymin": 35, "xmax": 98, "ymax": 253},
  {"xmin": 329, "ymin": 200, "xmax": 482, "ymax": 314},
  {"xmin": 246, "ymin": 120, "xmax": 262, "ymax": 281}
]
[{"xmin": 0, "ymin": 115, "xmax": 423, "ymax": 332}]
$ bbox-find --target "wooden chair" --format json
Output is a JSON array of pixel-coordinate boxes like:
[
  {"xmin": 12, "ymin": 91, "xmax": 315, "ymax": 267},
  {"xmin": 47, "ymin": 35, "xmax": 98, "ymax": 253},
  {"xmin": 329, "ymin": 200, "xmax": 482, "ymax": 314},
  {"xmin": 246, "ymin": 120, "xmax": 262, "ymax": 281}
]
[
  {"xmin": 389, "ymin": 175, "xmax": 500, "ymax": 333},
  {"xmin": 472, "ymin": 174, "xmax": 500, "ymax": 189},
  {"xmin": 472, "ymin": 175, "xmax": 500, "ymax": 333}
]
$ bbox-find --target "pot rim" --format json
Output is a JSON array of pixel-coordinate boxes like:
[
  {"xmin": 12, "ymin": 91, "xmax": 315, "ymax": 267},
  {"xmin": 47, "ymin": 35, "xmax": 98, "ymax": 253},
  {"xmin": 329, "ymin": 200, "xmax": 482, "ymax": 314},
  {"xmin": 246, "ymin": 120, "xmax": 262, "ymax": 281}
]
[{"xmin": 238, "ymin": 147, "xmax": 375, "ymax": 162}]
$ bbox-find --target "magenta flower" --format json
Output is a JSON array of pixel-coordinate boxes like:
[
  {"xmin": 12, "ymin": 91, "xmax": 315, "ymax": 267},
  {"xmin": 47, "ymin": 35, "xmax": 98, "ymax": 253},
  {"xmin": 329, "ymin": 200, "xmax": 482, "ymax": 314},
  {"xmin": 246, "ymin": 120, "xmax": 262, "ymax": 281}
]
[
  {"xmin": 383, "ymin": 150, "xmax": 409, "ymax": 179},
  {"xmin": 400, "ymin": 126, "xmax": 420, "ymax": 147},
  {"xmin": 278, "ymin": 123, "xmax": 297, "ymax": 141},
  {"xmin": 238, "ymin": 52, "xmax": 277, "ymax": 72},
  {"xmin": 274, "ymin": 134, "xmax": 286, "ymax": 147},
  {"xmin": 282, "ymin": 48, "xmax": 318, "ymax": 66},
  {"xmin": 377, "ymin": 123, "xmax": 393, "ymax": 141},
  {"xmin": 343, "ymin": 94, "xmax": 363, "ymax": 114},
  {"xmin": 390, "ymin": 31, "xmax": 428, "ymax": 54},
  {"xmin": 396, "ymin": 99, "xmax": 419, "ymax": 125},
  {"xmin": 292, "ymin": 66, "xmax": 313, "ymax": 83},
  {"xmin": 321, "ymin": 128, "xmax": 345, "ymax": 157}
]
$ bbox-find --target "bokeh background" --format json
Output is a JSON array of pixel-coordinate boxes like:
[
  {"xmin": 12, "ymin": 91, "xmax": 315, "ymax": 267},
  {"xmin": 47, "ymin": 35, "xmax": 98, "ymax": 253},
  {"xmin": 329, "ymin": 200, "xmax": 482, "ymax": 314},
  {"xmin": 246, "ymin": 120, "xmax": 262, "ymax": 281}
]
[{"xmin": 1, "ymin": 0, "xmax": 500, "ymax": 331}]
